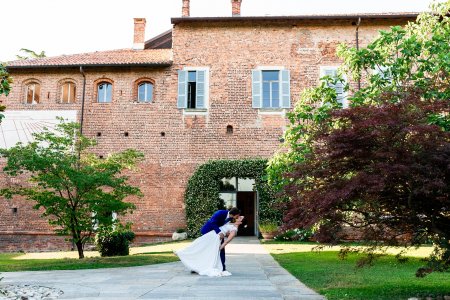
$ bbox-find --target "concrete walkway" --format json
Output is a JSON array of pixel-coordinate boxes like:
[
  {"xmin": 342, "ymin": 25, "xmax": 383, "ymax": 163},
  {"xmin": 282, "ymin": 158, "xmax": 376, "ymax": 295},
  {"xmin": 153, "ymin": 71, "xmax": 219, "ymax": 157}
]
[{"xmin": 1, "ymin": 237, "xmax": 325, "ymax": 300}]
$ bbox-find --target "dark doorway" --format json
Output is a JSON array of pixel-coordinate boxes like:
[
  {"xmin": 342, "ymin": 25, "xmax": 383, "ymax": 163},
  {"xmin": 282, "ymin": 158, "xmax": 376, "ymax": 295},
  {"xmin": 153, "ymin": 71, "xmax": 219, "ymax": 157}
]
[{"xmin": 236, "ymin": 192, "xmax": 255, "ymax": 236}]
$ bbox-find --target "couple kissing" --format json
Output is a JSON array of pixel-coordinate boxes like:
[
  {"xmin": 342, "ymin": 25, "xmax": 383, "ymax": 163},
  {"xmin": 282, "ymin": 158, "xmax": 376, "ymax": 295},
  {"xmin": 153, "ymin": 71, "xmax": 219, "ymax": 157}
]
[{"xmin": 175, "ymin": 207, "xmax": 243, "ymax": 277}]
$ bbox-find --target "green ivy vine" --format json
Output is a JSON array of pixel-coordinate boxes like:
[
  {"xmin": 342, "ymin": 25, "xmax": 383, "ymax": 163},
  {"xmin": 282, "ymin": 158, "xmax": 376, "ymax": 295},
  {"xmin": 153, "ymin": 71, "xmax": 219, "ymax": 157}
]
[{"xmin": 184, "ymin": 159, "xmax": 281, "ymax": 237}]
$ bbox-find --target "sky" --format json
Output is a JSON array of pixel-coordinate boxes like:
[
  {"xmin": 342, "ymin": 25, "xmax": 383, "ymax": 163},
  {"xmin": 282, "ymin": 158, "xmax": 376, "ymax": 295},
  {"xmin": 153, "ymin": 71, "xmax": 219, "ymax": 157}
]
[{"xmin": 1, "ymin": 0, "xmax": 432, "ymax": 62}]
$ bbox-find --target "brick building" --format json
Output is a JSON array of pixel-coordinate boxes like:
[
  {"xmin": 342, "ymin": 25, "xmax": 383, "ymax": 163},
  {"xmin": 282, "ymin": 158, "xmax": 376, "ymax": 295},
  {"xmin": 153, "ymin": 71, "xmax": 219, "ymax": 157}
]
[{"xmin": 0, "ymin": 0, "xmax": 417, "ymax": 251}]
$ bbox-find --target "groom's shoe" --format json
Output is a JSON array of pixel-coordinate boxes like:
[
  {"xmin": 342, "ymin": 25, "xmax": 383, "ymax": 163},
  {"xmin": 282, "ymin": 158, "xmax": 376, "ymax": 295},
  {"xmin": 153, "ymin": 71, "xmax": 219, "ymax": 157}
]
[{"xmin": 190, "ymin": 271, "xmax": 198, "ymax": 274}]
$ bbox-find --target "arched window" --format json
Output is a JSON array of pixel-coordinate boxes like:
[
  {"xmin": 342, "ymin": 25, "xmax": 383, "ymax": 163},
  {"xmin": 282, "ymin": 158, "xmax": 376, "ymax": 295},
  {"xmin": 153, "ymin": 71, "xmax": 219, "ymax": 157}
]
[
  {"xmin": 25, "ymin": 82, "xmax": 41, "ymax": 104},
  {"xmin": 97, "ymin": 82, "xmax": 112, "ymax": 103},
  {"xmin": 137, "ymin": 81, "xmax": 153, "ymax": 103},
  {"xmin": 61, "ymin": 82, "xmax": 76, "ymax": 103}
]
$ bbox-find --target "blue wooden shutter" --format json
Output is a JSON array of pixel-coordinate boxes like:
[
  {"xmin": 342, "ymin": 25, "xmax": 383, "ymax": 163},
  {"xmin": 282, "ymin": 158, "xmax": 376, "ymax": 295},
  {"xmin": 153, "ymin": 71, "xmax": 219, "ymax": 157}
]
[
  {"xmin": 252, "ymin": 70, "xmax": 262, "ymax": 108},
  {"xmin": 177, "ymin": 70, "xmax": 187, "ymax": 108},
  {"xmin": 323, "ymin": 68, "xmax": 347, "ymax": 108},
  {"xmin": 280, "ymin": 70, "xmax": 290, "ymax": 108},
  {"xmin": 324, "ymin": 68, "xmax": 336, "ymax": 77},
  {"xmin": 196, "ymin": 70, "xmax": 206, "ymax": 108},
  {"xmin": 335, "ymin": 79, "xmax": 346, "ymax": 107}
]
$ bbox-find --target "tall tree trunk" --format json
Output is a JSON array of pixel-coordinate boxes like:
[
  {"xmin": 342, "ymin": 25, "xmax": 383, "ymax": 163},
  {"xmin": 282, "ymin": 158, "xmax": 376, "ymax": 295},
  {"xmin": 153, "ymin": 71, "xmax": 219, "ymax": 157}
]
[{"xmin": 75, "ymin": 240, "xmax": 84, "ymax": 259}]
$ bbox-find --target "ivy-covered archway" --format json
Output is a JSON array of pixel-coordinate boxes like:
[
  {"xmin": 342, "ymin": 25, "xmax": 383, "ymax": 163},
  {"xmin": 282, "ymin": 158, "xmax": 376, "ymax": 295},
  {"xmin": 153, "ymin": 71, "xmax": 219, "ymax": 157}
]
[{"xmin": 184, "ymin": 159, "xmax": 280, "ymax": 237}]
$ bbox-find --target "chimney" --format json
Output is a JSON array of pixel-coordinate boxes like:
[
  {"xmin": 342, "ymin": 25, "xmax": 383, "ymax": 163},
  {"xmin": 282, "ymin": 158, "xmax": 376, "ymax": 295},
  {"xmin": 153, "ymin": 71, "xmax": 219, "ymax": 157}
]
[
  {"xmin": 232, "ymin": 0, "xmax": 242, "ymax": 16},
  {"xmin": 133, "ymin": 18, "xmax": 146, "ymax": 50},
  {"xmin": 182, "ymin": 0, "xmax": 190, "ymax": 17}
]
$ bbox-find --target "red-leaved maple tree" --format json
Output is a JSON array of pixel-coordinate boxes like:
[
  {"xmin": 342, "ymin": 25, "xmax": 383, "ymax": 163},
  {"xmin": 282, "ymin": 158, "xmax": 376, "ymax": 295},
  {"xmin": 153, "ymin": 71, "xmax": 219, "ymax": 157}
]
[{"xmin": 283, "ymin": 91, "xmax": 450, "ymax": 276}]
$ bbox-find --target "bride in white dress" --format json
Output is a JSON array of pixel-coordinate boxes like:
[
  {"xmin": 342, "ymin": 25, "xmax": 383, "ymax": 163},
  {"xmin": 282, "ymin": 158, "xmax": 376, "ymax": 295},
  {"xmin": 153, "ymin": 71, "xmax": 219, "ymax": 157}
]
[{"xmin": 175, "ymin": 222, "xmax": 240, "ymax": 277}]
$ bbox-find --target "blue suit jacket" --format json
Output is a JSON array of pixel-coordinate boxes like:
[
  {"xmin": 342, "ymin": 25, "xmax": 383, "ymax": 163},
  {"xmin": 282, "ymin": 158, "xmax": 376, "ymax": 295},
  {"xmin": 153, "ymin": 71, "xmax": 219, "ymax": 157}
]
[{"xmin": 201, "ymin": 210, "xmax": 233, "ymax": 235}]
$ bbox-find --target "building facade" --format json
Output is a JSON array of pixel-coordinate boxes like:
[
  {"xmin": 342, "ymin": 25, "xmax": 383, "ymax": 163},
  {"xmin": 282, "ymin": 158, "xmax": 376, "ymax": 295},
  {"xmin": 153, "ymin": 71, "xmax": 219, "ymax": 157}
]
[{"xmin": 0, "ymin": 0, "xmax": 417, "ymax": 251}]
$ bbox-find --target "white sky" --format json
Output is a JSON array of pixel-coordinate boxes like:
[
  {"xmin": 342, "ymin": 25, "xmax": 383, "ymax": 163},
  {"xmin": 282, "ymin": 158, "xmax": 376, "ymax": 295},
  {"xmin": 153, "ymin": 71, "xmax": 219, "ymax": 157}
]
[{"xmin": 1, "ymin": 0, "xmax": 431, "ymax": 62}]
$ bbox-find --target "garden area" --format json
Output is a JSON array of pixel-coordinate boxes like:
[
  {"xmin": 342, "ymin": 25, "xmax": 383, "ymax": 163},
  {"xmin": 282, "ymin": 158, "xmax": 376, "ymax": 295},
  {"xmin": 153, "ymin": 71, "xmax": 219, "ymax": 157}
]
[
  {"xmin": 0, "ymin": 252, "xmax": 178, "ymax": 272},
  {"xmin": 271, "ymin": 249, "xmax": 449, "ymax": 300},
  {"xmin": 262, "ymin": 241, "xmax": 450, "ymax": 299},
  {"xmin": 0, "ymin": 240, "xmax": 190, "ymax": 272},
  {"xmin": 0, "ymin": 1, "xmax": 449, "ymax": 299},
  {"xmin": 1, "ymin": 239, "xmax": 448, "ymax": 300}
]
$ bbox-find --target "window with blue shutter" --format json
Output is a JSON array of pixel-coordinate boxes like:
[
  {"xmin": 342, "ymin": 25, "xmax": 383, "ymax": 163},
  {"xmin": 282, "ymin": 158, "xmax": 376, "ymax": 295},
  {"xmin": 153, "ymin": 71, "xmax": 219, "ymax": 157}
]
[
  {"xmin": 196, "ymin": 70, "xmax": 205, "ymax": 109},
  {"xmin": 178, "ymin": 69, "xmax": 208, "ymax": 109},
  {"xmin": 253, "ymin": 69, "xmax": 291, "ymax": 109},
  {"xmin": 252, "ymin": 69, "xmax": 291, "ymax": 109},
  {"xmin": 262, "ymin": 70, "xmax": 279, "ymax": 108},
  {"xmin": 280, "ymin": 70, "xmax": 291, "ymax": 108},
  {"xmin": 177, "ymin": 70, "xmax": 187, "ymax": 108},
  {"xmin": 321, "ymin": 67, "xmax": 348, "ymax": 108},
  {"xmin": 187, "ymin": 71, "xmax": 197, "ymax": 108},
  {"xmin": 373, "ymin": 66, "xmax": 392, "ymax": 84},
  {"xmin": 252, "ymin": 70, "xmax": 262, "ymax": 108}
]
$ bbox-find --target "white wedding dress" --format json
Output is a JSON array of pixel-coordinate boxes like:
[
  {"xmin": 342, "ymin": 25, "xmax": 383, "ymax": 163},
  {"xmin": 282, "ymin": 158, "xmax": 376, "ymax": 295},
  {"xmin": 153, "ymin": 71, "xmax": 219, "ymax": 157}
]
[{"xmin": 175, "ymin": 223, "xmax": 237, "ymax": 277}]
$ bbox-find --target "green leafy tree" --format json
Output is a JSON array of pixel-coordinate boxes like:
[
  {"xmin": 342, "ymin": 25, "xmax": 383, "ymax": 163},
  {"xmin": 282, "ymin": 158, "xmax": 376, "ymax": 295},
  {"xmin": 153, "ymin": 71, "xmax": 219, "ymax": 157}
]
[
  {"xmin": 269, "ymin": 0, "xmax": 450, "ymax": 188},
  {"xmin": 267, "ymin": 76, "xmax": 343, "ymax": 191},
  {"xmin": 268, "ymin": 0, "xmax": 450, "ymax": 275},
  {"xmin": 0, "ymin": 63, "xmax": 11, "ymax": 123},
  {"xmin": 0, "ymin": 121, "xmax": 143, "ymax": 258},
  {"xmin": 337, "ymin": 0, "xmax": 450, "ymax": 132},
  {"xmin": 16, "ymin": 48, "xmax": 46, "ymax": 60},
  {"xmin": 0, "ymin": 64, "xmax": 11, "ymax": 96}
]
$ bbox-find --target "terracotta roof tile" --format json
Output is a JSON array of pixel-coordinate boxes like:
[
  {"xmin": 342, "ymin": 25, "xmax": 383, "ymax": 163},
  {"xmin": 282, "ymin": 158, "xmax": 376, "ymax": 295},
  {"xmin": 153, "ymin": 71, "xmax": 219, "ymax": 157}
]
[{"xmin": 7, "ymin": 49, "xmax": 172, "ymax": 68}]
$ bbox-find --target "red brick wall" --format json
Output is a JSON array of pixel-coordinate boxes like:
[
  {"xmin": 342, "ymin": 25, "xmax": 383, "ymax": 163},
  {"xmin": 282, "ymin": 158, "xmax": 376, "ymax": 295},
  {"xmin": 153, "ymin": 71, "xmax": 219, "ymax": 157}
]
[
  {"xmin": 0, "ymin": 233, "xmax": 71, "ymax": 252},
  {"xmin": 0, "ymin": 18, "xmax": 407, "ymax": 251}
]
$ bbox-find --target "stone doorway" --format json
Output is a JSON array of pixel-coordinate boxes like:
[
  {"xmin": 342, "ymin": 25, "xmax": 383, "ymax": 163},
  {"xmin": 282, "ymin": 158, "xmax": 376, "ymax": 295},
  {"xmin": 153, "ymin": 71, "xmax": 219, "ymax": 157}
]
[
  {"xmin": 219, "ymin": 177, "xmax": 257, "ymax": 236},
  {"xmin": 237, "ymin": 191, "xmax": 255, "ymax": 236}
]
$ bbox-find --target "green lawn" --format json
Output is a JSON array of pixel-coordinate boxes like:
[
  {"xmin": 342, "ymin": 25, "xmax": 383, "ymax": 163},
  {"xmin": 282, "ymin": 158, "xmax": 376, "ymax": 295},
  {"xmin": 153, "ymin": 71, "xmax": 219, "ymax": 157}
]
[
  {"xmin": 272, "ymin": 251, "xmax": 450, "ymax": 300},
  {"xmin": 0, "ymin": 253, "xmax": 178, "ymax": 272}
]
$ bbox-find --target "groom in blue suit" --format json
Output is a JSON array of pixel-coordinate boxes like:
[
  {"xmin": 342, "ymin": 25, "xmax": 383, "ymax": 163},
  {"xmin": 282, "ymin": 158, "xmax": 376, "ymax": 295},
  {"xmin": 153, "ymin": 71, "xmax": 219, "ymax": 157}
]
[{"xmin": 201, "ymin": 207, "xmax": 241, "ymax": 271}]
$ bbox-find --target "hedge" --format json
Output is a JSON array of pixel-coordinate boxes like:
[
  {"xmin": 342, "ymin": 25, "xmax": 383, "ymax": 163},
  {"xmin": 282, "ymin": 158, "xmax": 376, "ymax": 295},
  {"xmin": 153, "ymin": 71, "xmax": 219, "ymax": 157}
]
[{"xmin": 184, "ymin": 159, "xmax": 281, "ymax": 237}]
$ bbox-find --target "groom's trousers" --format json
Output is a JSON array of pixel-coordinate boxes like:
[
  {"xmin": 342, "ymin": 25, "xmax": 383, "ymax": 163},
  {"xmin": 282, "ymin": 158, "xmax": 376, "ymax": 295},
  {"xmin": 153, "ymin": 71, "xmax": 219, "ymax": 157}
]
[{"xmin": 220, "ymin": 239, "xmax": 226, "ymax": 271}]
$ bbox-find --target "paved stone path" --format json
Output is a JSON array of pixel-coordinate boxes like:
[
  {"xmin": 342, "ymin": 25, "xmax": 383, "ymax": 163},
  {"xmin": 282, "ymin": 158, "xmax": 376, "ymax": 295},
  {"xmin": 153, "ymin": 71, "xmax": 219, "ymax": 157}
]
[{"xmin": 1, "ymin": 237, "xmax": 325, "ymax": 300}]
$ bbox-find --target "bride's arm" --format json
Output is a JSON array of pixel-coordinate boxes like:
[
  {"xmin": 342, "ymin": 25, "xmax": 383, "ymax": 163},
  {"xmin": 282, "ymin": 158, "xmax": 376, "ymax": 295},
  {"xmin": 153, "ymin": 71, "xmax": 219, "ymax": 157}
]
[{"xmin": 219, "ymin": 230, "xmax": 237, "ymax": 250}]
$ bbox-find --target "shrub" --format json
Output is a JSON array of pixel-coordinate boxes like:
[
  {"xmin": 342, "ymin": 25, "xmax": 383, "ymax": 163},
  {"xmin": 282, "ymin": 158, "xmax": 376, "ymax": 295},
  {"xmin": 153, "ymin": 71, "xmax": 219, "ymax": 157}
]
[
  {"xmin": 95, "ymin": 224, "xmax": 135, "ymax": 257},
  {"xmin": 295, "ymin": 228, "xmax": 314, "ymax": 241},
  {"xmin": 259, "ymin": 222, "xmax": 278, "ymax": 233},
  {"xmin": 175, "ymin": 228, "xmax": 186, "ymax": 233},
  {"xmin": 275, "ymin": 228, "xmax": 314, "ymax": 241},
  {"xmin": 275, "ymin": 229, "xmax": 298, "ymax": 241}
]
